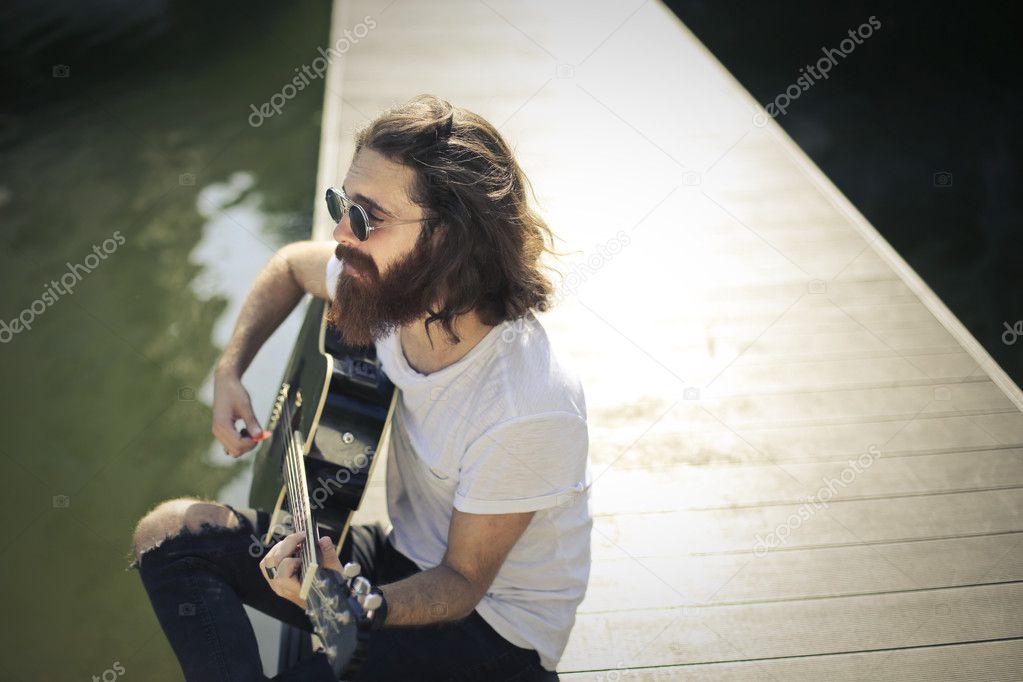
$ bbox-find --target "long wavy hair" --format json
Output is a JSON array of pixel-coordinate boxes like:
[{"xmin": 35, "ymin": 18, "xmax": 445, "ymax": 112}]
[{"xmin": 351, "ymin": 94, "xmax": 565, "ymax": 346}]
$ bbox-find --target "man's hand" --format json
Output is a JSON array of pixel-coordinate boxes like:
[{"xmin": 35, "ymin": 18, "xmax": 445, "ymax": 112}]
[
  {"xmin": 209, "ymin": 241, "xmax": 335, "ymax": 457},
  {"xmin": 212, "ymin": 370, "xmax": 264, "ymax": 458},
  {"xmin": 260, "ymin": 531, "xmax": 343, "ymax": 610}
]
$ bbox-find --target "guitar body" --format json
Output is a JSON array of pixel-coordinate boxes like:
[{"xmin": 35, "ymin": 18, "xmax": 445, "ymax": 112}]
[{"xmin": 248, "ymin": 296, "xmax": 397, "ymax": 562}]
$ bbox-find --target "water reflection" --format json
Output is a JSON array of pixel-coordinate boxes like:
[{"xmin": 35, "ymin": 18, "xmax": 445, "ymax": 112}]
[{"xmin": 0, "ymin": 1, "xmax": 330, "ymax": 678}]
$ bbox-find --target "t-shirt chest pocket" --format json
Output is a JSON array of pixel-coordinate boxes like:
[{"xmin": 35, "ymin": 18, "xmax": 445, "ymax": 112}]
[
  {"xmin": 398, "ymin": 406, "xmax": 459, "ymax": 486},
  {"xmin": 423, "ymin": 459, "xmax": 455, "ymax": 482},
  {"xmin": 415, "ymin": 453, "xmax": 459, "ymax": 502},
  {"xmin": 407, "ymin": 433, "xmax": 458, "ymax": 484}
]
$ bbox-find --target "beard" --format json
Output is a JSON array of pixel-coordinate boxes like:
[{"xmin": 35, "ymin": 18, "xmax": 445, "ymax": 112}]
[{"xmin": 326, "ymin": 239, "xmax": 438, "ymax": 347}]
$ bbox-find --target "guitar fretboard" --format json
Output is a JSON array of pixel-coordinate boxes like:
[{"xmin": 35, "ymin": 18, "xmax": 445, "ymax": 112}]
[{"xmin": 281, "ymin": 398, "xmax": 318, "ymax": 596}]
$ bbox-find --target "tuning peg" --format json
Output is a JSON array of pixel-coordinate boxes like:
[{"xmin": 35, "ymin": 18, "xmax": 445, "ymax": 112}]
[
  {"xmin": 361, "ymin": 592, "xmax": 383, "ymax": 611},
  {"xmin": 342, "ymin": 562, "xmax": 361, "ymax": 578},
  {"xmin": 352, "ymin": 576, "xmax": 371, "ymax": 596}
]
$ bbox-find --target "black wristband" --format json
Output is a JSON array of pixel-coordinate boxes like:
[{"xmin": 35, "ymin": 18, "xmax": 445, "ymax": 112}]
[{"xmin": 368, "ymin": 587, "xmax": 387, "ymax": 630}]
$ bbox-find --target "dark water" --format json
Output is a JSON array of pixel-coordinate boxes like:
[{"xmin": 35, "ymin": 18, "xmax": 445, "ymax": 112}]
[
  {"xmin": 0, "ymin": 1, "xmax": 330, "ymax": 678},
  {"xmin": 667, "ymin": 1, "xmax": 1023, "ymax": 387}
]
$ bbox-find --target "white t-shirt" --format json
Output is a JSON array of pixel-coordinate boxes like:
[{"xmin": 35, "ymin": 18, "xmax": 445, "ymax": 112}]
[{"xmin": 326, "ymin": 255, "xmax": 592, "ymax": 671}]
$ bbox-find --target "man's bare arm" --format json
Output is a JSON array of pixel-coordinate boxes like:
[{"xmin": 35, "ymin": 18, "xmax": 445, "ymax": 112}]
[
  {"xmin": 214, "ymin": 240, "xmax": 334, "ymax": 379},
  {"xmin": 211, "ymin": 240, "xmax": 334, "ymax": 456},
  {"xmin": 378, "ymin": 509, "xmax": 535, "ymax": 626}
]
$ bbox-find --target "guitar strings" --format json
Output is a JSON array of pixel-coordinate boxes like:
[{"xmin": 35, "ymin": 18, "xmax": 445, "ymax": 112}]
[
  {"xmin": 281, "ymin": 398, "xmax": 314, "ymax": 571},
  {"xmin": 285, "ymin": 400, "xmax": 313, "ymax": 571}
]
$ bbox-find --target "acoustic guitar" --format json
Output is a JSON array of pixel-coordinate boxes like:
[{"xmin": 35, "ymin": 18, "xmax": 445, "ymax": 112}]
[{"xmin": 247, "ymin": 296, "xmax": 398, "ymax": 677}]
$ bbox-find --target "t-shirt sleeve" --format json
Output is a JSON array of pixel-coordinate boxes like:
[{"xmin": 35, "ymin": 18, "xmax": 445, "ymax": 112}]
[
  {"xmin": 325, "ymin": 254, "xmax": 343, "ymax": 302},
  {"xmin": 454, "ymin": 412, "xmax": 590, "ymax": 514}
]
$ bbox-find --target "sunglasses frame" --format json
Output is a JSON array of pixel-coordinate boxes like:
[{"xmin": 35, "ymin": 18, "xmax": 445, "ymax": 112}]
[{"xmin": 325, "ymin": 186, "xmax": 425, "ymax": 241}]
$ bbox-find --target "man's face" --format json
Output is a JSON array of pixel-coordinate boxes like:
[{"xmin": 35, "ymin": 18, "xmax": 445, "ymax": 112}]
[{"xmin": 327, "ymin": 147, "xmax": 437, "ymax": 347}]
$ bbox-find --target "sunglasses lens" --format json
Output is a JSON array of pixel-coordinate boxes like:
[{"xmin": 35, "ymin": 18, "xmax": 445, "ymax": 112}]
[
  {"xmin": 325, "ymin": 189, "xmax": 342, "ymax": 223},
  {"xmin": 350, "ymin": 206, "xmax": 368, "ymax": 241}
]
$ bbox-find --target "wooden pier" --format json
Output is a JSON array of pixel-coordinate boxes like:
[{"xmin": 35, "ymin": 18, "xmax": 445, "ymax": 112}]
[{"xmin": 311, "ymin": 1, "xmax": 1023, "ymax": 678}]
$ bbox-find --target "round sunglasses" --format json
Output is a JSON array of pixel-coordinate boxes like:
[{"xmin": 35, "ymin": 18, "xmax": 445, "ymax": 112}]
[{"xmin": 325, "ymin": 186, "xmax": 424, "ymax": 241}]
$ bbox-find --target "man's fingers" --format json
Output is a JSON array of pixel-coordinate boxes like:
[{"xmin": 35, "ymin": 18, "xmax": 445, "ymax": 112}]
[
  {"xmin": 213, "ymin": 425, "xmax": 240, "ymax": 458},
  {"xmin": 214, "ymin": 414, "xmax": 266, "ymax": 457},
  {"xmin": 275, "ymin": 556, "xmax": 301, "ymax": 582},
  {"xmin": 318, "ymin": 536, "xmax": 343, "ymax": 572},
  {"xmin": 212, "ymin": 376, "xmax": 261, "ymax": 456},
  {"xmin": 263, "ymin": 531, "xmax": 306, "ymax": 568},
  {"xmin": 212, "ymin": 418, "xmax": 246, "ymax": 452},
  {"xmin": 241, "ymin": 407, "xmax": 264, "ymax": 440}
]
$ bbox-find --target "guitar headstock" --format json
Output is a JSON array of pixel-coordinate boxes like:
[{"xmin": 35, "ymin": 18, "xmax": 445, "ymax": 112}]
[{"xmin": 304, "ymin": 558, "xmax": 383, "ymax": 679}]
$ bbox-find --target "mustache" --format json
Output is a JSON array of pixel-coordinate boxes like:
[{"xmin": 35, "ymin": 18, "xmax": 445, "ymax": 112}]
[{"xmin": 335, "ymin": 244, "xmax": 374, "ymax": 273}]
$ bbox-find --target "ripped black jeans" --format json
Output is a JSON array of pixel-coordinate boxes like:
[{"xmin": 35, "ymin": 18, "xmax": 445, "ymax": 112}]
[{"xmin": 128, "ymin": 504, "xmax": 550, "ymax": 681}]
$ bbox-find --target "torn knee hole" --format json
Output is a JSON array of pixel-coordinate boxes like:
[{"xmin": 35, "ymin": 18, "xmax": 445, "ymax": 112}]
[{"xmin": 130, "ymin": 519, "xmax": 242, "ymax": 569}]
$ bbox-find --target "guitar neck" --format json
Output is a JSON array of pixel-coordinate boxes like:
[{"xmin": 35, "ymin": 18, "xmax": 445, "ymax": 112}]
[{"xmin": 281, "ymin": 426, "xmax": 320, "ymax": 600}]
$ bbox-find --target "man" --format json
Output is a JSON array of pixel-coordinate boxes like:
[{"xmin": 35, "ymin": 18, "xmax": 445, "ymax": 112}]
[{"xmin": 129, "ymin": 94, "xmax": 592, "ymax": 681}]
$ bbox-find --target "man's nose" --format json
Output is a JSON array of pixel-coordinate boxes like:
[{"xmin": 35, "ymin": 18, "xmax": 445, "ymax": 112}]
[{"xmin": 332, "ymin": 214, "xmax": 358, "ymax": 245}]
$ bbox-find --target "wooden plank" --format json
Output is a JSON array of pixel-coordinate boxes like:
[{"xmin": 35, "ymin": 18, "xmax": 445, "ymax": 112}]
[
  {"xmin": 559, "ymin": 583, "xmax": 1023, "ymax": 670},
  {"xmin": 560, "ymin": 639, "xmax": 1023, "ymax": 681},
  {"xmin": 588, "ymin": 412, "xmax": 1023, "ymax": 476},
  {"xmin": 310, "ymin": 0, "xmax": 351, "ymax": 242},
  {"xmin": 710, "ymin": 353, "xmax": 985, "ymax": 394},
  {"xmin": 566, "ymin": 340, "xmax": 978, "ymax": 398},
  {"xmin": 582, "ymin": 534, "xmax": 1023, "ymax": 612},
  {"xmin": 591, "ymin": 448, "xmax": 1023, "ymax": 514},
  {"xmin": 701, "ymin": 326, "xmax": 962, "ymax": 362},
  {"xmin": 719, "ymin": 328, "xmax": 963, "ymax": 362},
  {"xmin": 564, "ymin": 278, "xmax": 924, "ymax": 313},
  {"xmin": 703, "ymin": 315, "xmax": 958, "ymax": 341},
  {"xmin": 585, "ymin": 402, "xmax": 1023, "ymax": 466},
  {"xmin": 589, "ymin": 411, "xmax": 1023, "ymax": 469},
  {"xmin": 593, "ymin": 488, "xmax": 1023, "ymax": 557},
  {"xmin": 560, "ymin": 314, "xmax": 971, "ymax": 395}
]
